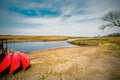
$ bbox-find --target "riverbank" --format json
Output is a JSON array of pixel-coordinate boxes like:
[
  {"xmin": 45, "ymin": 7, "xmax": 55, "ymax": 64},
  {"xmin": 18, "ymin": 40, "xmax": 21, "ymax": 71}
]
[
  {"xmin": 1, "ymin": 43, "xmax": 120, "ymax": 80},
  {"xmin": 0, "ymin": 35, "xmax": 89, "ymax": 43},
  {"xmin": 0, "ymin": 35, "xmax": 68, "ymax": 43},
  {"xmin": 69, "ymin": 37, "xmax": 120, "ymax": 46}
]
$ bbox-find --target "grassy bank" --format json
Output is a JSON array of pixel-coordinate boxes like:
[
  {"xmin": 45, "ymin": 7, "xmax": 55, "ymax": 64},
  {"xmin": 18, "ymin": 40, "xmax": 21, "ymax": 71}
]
[
  {"xmin": 0, "ymin": 35, "xmax": 68, "ymax": 42},
  {"xmin": 69, "ymin": 37, "xmax": 120, "ymax": 46}
]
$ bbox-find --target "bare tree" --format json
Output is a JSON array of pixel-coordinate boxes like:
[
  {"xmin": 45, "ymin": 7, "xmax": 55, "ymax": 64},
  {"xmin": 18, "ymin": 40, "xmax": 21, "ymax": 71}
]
[{"xmin": 99, "ymin": 11, "xmax": 120, "ymax": 30}]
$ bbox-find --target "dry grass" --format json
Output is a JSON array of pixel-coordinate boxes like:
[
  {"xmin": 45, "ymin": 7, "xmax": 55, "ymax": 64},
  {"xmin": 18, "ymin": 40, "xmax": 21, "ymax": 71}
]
[
  {"xmin": 1, "ymin": 43, "xmax": 120, "ymax": 80},
  {"xmin": 69, "ymin": 37, "xmax": 120, "ymax": 46},
  {"xmin": 0, "ymin": 35, "xmax": 68, "ymax": 42}
]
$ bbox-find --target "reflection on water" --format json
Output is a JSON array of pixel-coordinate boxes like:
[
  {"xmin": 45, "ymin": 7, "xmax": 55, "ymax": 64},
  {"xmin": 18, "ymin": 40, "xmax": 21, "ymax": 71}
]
[{"xmin": 7, "ymin": 41, "xmax": 75, "ymax": 52}]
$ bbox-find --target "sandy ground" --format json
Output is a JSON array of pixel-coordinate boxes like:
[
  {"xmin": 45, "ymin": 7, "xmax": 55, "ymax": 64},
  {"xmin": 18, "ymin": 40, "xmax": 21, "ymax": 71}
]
[{"xmin": 1, "ymin": 46, "xmax": 120, "ymax": 80}]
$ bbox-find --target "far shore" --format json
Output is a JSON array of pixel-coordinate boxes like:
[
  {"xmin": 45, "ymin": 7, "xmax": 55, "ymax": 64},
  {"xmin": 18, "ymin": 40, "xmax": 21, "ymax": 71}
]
[{"xmin": 0, "ymin": 35, "xmax": 90, "ymax": 43}]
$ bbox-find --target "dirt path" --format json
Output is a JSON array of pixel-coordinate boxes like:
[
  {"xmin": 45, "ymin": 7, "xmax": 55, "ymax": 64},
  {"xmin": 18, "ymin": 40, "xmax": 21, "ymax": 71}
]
[{"xmin": 1, "ymin": 46, "xmax": 120, "ymax": 80}]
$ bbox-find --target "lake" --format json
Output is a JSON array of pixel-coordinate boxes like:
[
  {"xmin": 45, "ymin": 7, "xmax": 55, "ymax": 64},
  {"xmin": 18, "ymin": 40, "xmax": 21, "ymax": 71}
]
[{"xmin": 7, "ymin": 41, "xmax": 76, "ymax": 52}]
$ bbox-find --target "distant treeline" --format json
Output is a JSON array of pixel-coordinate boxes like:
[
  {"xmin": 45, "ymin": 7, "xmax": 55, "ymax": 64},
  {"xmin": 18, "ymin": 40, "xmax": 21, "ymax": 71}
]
[{"xmin": 104, "ymin": 33, "xmax": 120, "ymax": 37}]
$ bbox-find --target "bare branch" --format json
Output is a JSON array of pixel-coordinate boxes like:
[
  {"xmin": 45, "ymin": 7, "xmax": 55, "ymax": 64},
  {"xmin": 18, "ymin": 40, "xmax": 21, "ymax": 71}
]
[
  {"xmin": 100, "ymin": 11, "xmax": 120, "ymax": 30},
  {"xmin": 99, "ymin": 24, "xmax": 114, "ymax": 30}
]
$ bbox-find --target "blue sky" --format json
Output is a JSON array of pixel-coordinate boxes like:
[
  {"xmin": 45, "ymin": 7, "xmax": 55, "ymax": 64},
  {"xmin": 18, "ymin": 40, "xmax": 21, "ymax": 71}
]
[{"xmin": 0, "ymin": 0, "xmax": 120, "ymax": 36}]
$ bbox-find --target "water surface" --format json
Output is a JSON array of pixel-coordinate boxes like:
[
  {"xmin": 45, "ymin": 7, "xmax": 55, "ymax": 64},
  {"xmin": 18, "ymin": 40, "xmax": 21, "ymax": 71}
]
[{"xmin": 7, "ymin": 41, "xmax": 75, "ymax": 52}]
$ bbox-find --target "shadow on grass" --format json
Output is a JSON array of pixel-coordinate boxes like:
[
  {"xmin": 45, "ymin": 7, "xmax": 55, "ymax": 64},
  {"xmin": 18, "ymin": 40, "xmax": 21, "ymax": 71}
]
[{"xmin": 0, "ymin": 63, "xmax": 31, "ymax": 78}]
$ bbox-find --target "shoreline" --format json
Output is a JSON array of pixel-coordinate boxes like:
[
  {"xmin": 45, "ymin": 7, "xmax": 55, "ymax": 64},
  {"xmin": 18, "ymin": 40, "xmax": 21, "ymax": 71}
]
[
  {"xmin": 27, "ymin": 44, "xmax": 97, "ymax": 54},
  {"xmin": 27, "ymin": 46, "xmax": 98, "ymax": 64},
  {"xmin": 5, "ymin": 39, "xmax": 68, "ymax": 43},
  {"xmin": 29, "ymin": 46, "xmax": 80, "ymax": 53}
]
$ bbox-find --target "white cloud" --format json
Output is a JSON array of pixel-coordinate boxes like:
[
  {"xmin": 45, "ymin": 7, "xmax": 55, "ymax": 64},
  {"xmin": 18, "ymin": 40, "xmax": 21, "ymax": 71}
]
[
  {"xmin": 22, "ymin": 17, "xmax": 61, "ymax": 25},
  {"xmin": 0, "ymin": 0, "xmax": 120, "ymax": 36}
]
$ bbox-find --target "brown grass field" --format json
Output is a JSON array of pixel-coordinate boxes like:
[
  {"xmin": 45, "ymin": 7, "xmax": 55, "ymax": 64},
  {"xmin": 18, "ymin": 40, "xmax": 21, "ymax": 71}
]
[{"xmin": 0, "ymin": 35, "xmax": 69, "ymax": 42}]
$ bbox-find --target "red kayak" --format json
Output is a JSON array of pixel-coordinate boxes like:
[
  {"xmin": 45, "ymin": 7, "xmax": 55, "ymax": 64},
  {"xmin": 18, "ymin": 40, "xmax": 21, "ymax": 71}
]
[
  {"xmin": 19, "ymin": 53, "xmax": 30, "ymax": 70},
  {"xmin": 0, "ymin": 53, "xmax": 13, "ymax": 73},
  {"xmin": 10, "ymin": 53, "xmax": 20, "ymax": 73}
]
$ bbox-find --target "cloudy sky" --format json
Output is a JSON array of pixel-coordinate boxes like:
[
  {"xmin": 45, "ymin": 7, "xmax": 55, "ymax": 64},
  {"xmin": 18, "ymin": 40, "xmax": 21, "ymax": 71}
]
[{"xmin": 0, "ymin": 0, "xmax": 120, "ymax": 36}]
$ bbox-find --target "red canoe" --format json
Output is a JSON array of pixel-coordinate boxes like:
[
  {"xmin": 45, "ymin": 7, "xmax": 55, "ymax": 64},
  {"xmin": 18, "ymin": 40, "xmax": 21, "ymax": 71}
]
[
  {"xmin": 19, "ymin": 53, "xmax": 30, "ymax": 70},
  {"xmin": 10, "ymin": 53, "xmax": 20, "ymax": 73},
  {"xmin": 0, "ymin": 53, "xmax": 13, "ymax": 73}
]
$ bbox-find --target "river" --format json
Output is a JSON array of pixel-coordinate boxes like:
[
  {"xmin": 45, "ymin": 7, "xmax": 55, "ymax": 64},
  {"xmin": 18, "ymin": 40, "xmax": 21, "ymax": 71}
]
[{"xmin": 7, "ymin": 41, "xmax": 76, "ymax": 52}]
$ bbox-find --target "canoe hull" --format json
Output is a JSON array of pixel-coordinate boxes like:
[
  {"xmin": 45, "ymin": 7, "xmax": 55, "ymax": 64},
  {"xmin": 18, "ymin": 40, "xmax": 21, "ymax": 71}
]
[
  {"xmin": 10, "ymin": 53, "xmax": 20, "ymax": 73},
  {"xmin": 0, "ymin": 52, "xmax": 30, "ymax": 74},
  {"xmin": 20, "ymin": 53, "xmax": 30, "ymax": 70},
  {"xmin": 0, "ymin": 53, "xmax": 13, "ymax": 73}
]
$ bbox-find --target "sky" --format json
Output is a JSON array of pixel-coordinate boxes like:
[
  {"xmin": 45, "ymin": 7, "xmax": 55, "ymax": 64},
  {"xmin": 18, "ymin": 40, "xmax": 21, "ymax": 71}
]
[{"xmin": 0, "ymin": 0, "xmax": 120, "ymax": 36}]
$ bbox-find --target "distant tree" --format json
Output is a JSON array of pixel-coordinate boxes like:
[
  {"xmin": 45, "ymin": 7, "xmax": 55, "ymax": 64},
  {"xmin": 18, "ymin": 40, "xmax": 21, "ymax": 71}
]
[{"xmin": 99, "ymin": 11, "xmax": 120, "ymax": 30}]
